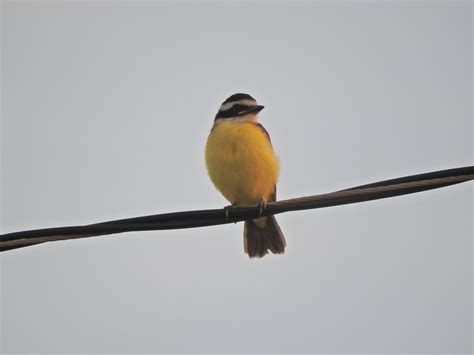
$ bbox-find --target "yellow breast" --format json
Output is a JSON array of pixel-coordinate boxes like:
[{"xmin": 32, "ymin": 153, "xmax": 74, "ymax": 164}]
[{"xmin": 205, "ymin": 121, "xmax": 280, "ymax": 206}]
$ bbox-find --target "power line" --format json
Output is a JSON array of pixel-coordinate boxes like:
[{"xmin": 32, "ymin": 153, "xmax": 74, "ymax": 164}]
[{"xmin": 1, "ymin": 166, "xmax": 472, "ymax": 252}]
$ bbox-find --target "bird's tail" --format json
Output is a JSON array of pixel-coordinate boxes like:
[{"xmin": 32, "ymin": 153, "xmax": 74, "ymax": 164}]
[{"xmin": 244, "ymin": 216, "xmax": 286, "ymax": 258}]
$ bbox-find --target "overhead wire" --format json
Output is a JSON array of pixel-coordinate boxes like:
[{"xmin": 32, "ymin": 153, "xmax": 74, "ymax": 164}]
[{"xmin": 1, "ymin": 166, "xmax": 472, "ymax": 252}]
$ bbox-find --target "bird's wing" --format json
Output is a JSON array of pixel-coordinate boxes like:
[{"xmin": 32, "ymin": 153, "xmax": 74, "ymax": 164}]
[
  {"xmin": 270, "ymin": 185, "xmax": 277, "ymax": 202},
  {"xmin": 253, "ymin": 122, "xmax": 277, "ymax": 202},
  {"xmin": 254, "ymin": 122, "xmax": 272, "ymax": 144},
  {"xmin": 255, "ymin": 123, "xmax": 276, "ymax": 202}
]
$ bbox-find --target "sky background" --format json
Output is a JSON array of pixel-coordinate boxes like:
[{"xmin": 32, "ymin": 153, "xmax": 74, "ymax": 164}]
[{"xmin": 1, "ymin": 0, "xmax": 472, "ymax": 353}]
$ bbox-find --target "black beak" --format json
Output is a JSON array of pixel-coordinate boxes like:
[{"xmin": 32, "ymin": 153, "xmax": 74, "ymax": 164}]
[{"xmin": 245, "ymin": 105, "xmax": 265, "ymax": 115}]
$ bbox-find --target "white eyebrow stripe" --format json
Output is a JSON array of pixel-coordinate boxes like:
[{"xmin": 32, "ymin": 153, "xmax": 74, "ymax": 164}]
[{"xmin": 219, "ymin": 99, "xmax": 256, "ymax": 112}]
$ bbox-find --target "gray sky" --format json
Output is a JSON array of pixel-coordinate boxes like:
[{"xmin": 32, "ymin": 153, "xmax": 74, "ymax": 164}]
[{"xmin": 1, "ymin": 0, "xmax": 472, "ymax": 353}]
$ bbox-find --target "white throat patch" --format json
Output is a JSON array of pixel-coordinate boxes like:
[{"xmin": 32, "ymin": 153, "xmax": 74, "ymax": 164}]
[{"xmin": 214, "ymin": 114, "xmax": 259, "ymax": 124}]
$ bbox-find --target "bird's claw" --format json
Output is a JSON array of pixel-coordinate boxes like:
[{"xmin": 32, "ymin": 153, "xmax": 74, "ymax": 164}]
[
  {"xmin": 258, "ymin": 200, "xmax": 267, "ymax": 217},
  {"xmin": 224, "ymin": 204, "xmax": 236, "ymax": 220}
]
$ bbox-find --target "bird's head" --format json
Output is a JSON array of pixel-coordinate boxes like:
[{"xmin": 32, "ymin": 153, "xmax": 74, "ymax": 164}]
[{"xmin": 215, "ymin": 93, "xmax": 264, "ymax": 122}]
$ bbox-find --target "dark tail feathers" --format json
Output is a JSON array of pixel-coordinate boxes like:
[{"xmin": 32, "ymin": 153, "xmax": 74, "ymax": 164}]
[{"xmin": 244, "ymin": 216, "xmax": 286, "ymax": 258}]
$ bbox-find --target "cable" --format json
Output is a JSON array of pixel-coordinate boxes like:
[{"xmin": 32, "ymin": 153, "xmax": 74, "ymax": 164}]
[{"xmin": 1, "ymin": 166, "xmax": 472, "ymax": 252}]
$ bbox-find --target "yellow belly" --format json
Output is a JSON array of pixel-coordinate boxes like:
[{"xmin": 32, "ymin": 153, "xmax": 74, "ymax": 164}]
[{"xmin": 205, "ymin": 121, "xmax": 279, "ymax": 206}]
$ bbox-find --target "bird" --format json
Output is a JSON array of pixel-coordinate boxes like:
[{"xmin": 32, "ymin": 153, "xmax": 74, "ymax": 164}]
[{"xmin": 205, "ymin": 93, "xmax": 286, "ymax": 258}]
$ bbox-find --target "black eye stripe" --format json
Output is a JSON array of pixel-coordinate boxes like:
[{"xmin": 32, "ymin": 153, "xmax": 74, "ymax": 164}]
[{"xmin": 225, "ymin": 104, "xmax": 252, "ymax": 114}]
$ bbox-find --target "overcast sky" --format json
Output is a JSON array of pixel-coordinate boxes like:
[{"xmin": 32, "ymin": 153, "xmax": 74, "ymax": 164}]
[{"xmin": 1, "ymin": 1, "xmax": 472, "ymax": 353}]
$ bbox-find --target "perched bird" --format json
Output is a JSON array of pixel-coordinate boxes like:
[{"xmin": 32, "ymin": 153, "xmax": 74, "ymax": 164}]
[{"xmin": 205, "ymin": 93, "xmax": 286, "ymax": 258}]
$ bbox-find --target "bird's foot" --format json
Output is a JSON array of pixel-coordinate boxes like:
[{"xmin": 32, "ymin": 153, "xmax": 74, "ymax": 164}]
[
  {"xmin": 257, "ymin": 200, "xmax": 267, "ymax": 217},
  {"xmin": 224, "ymin": 204, "xmax": 236, "ymax": 220}
]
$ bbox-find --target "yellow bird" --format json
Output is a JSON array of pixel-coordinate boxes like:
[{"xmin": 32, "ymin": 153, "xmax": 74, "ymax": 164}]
[{"xmin": 205, "ymin": 93, "xmax": 286, "ymax": 258}]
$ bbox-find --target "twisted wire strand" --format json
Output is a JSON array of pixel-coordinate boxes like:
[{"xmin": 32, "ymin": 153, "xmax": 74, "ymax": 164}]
[{"xmin": 1, "ymin": 167, "xmax": 472, "ymax": 251}]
